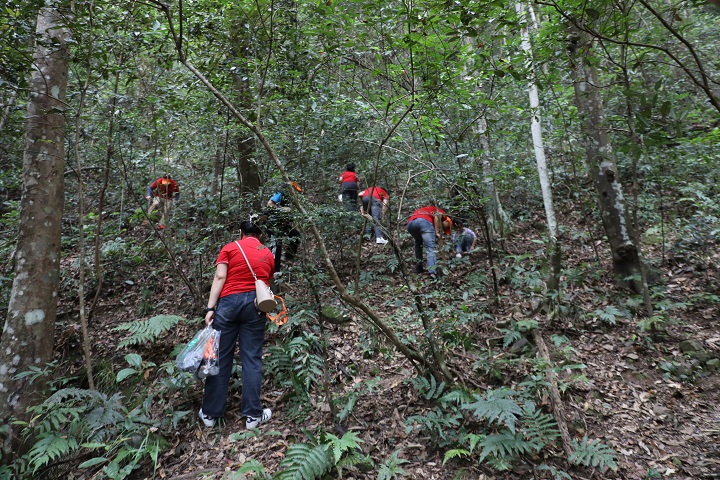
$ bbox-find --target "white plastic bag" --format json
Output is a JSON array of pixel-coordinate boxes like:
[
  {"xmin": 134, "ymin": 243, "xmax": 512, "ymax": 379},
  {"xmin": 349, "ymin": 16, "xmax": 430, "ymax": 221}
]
[{"xmin": 176, "ymin": 326, "xmax": 220, "ymax": 379}]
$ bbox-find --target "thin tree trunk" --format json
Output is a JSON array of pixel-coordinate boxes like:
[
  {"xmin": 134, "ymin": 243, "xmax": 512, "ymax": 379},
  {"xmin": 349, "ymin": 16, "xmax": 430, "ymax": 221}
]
[
  {"xmin": 0, "ymin": 90, "xmax": 17, "ymax": 132},
  {"xmin": 518, "ymin": 1, "xmax": 561, "ymax": 295},
  {"xmin": 568, "ymin": 28, "xmax": 646, "ymax": 295},
  {"xmin": 72, "ymin": 12, "xmax": 95, "ymax": 390},
  {"xmin": 0, "ymin": 5, "xmax": 70, "ymax": 448},
  {"xmin": 475, "ymin": 116, "xmax": 511, "ymax": 240}
]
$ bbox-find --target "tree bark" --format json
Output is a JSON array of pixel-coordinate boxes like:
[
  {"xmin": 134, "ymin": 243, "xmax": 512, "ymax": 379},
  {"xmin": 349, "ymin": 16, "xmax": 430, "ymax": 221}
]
[
  {"xmin": 518, "ymin": 1, "xmax": 561, "ymax": 295},
  {"xmin": 0, "ymin": 5, "xmax": 69, "ymax": 448},
  {"xmin": 568, "ymin": 29, "xmax": 645, "ymax": 294}
]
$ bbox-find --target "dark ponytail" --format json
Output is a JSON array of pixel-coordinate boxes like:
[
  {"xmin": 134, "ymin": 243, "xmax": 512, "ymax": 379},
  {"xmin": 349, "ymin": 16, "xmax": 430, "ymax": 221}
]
[{"xmin": 240, "ymin": 220, "xmax": 263, "ymax": 237}]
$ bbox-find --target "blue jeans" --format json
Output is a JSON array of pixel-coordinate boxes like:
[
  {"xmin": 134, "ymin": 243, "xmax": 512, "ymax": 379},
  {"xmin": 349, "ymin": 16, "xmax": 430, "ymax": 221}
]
[
  {"xmin": 407, "ymin": 218, "xmax": 437, "ymax": 272},
  {"xmin": 201, "ymin": 291, "xmax": 267, "ymax": 419},
  {"xmin": 341, "ymin": 182, "xmax": 358, "ymax": 212},
  {"xmin": 456, "ymin": 234, "xmax": 473, "ymax": 253},
  {"xmin": 362, "ymin": 197, "xmax": 384, "ymax": 238}
]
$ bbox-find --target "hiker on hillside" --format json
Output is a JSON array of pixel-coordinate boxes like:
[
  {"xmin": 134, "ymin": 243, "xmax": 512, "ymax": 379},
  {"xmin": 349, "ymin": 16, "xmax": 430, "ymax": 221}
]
[
  {"xmin": 406, "ymin": 205, "xmax": 452, "ymax": 278},
  {"xmin": 199, "ymin": 219, "xmax": 274, "ymax": 430},
  {"xmin": 145, "ymin": 173, "xmax": 180, "ymax": 229},
  {"xmin": 452, "ymin": 218, "xmax": 477, "ymax": 257},
  {"xmin": 359, "ymin": 186, "xmax": 389, "ymax": 245},
  {"xmin": 338, "ymin": 163, "xmax": 361, "ymax": 212},
  {"xmin": 265, "ymin": 181, "xmax": 303, "ymax": 272}
]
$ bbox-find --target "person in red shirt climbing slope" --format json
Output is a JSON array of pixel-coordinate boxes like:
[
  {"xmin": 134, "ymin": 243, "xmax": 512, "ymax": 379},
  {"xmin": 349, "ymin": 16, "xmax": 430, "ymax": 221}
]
[
  {"xmin": 359, "ymin": 186, "xmax": 389, "ymax": 244},
  {"xmin": 338, "ymin": 163, "xmax": 361, "ymax": 212},
  {"xmin": 145, "ymin": 173, "xmax": 180, "ymax": 229},
  {"xmin": 406, "ymin": 205, "xmax": 452, "ymax": 278}
]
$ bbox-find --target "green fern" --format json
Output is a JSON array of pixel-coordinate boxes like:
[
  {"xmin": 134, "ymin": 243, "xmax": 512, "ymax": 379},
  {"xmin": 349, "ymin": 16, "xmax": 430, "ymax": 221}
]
[
  {"xmin": 569, "ymin": 436, "xmax": 618, "ymax": 471},
  {"xmin": 27, "ymin": 434, "xmax": 80, "ymax": 473},
  {"xmin": 112, "ymin": 314, "xmax": 185, "ymax": 348},
  {"xmin": 461, "ymin": 389, "xmax": 524, "ymax": 432},
  {"xmin": 324, "ymin": 431, "xmax": 364, "ymax": 463},
  {"xmin": 273, "ymin": 443, "xmax": 333, "ymax": 480},
  {"xmin": 476, "ymin": 432, "xmax": 542, "ymax": 463},
  {"xmin": 442, "ymin": 448, "xmax": 471, "ymax": 464},
  {"xmin": 407, "ymin": 375, "xmax": 446, "ymax": 400},
  {"xmin": 378, "ymin": 449, "xmax": 410, "ymax": 479},
  {"xmin": 521, "ymin": 407, "xmax": 561, "ymax": 447}
]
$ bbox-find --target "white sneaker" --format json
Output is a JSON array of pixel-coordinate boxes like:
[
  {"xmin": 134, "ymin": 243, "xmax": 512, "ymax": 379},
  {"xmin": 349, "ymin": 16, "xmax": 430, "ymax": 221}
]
[
  {"xmin": 246, "ymin": 408, "xmax": 272, "ymax": 429},
  {"xmin": 199, "ymin": 408, "xmax": 215, "ymax": 428},
  {"xmin": 455, "ymin": 253, "xmax": 462, "ymax": 258},
  {"xmin": 375, "ymin": 237, "xmax": 388, "ymax": 245}
]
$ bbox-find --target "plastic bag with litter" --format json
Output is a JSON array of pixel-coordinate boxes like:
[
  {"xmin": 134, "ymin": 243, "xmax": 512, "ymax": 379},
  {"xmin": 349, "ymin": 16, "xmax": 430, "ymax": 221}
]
[{"xmin": 176, "ymin": 326, "xmax": 220, "ymax": 379}]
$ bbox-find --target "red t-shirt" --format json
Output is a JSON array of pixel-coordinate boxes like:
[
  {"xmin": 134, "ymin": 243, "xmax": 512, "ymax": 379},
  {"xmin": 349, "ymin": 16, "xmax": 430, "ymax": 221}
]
[
  {"xmin": 215, "ymin": 236, "xmax": 275, "ymax": 298},
  {"xmin": 151, "ymin": 178, "xmax": 180, "ymax": 198},
  {"xmin": 408, "ymin": 206, "xmax": 446, "ymax": 224},
  {"xmin": 360, "ymin": 186, "xmax": 388, "ymax": 201},
  {"xmin": 340, "ymin": 171, "xmax": 359, "ymax": 183}
]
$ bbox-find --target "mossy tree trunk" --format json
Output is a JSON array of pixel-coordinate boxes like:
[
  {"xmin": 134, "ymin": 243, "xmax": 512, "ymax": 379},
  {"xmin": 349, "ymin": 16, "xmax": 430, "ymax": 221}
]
[{"xmin": 0, "ymin": 5, "xmax": 69, "ymax": 450}]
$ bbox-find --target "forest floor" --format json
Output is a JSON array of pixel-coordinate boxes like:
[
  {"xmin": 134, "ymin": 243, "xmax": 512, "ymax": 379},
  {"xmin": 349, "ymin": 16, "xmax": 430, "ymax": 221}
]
[{"xmin": 57, "ymin": 211, "xmax": 720, "ymax": 480}]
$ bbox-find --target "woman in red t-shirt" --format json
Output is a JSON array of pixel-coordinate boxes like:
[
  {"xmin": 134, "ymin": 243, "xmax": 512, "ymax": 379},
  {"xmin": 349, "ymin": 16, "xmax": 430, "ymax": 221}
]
[
  {"xmin": 406, "ymin": 205, "xmax": 452, "ymax": 277},
  {"xmin": 338, "ymin": 163, "xmax": 361, "ymax": 212},
  {"xmin": 199, "ymin": 220, "xmax": 275, "ymax": 430}
]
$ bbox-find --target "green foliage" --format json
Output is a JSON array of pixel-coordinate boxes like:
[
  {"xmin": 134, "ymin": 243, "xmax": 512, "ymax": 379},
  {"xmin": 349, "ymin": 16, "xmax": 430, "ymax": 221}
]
[
  {"xmin": 273, "ymin": 431, "xmax": 365, "ymax": 480},
  {"xmin": 462, "ymin": 389, "xmax": 524, "ymax": 432},
  {"xmin": 9, "ymin": 383, "xmax": 168, "ymax": 479},
  {"xmin": 448, "ymin": 388, "xmax": 560, "ymax": 469},
  {"xmin": 112, "ymin": 314, "xmax": 186, "ymax": 348},
  {"xmin": 115, "ymin": 353, "xmax": 156, "ymax": 383},
  {"xmin": 584, "ymin": 305, "xmax": 629, "ymax": 325},
  {"xmin": 377, "ymin": 449, "xmax": 410, "ymax": 480},
  {"xmin": 407, "ymin": 375, "xmax": 446, "ymax": 401},
  {"xmin": 568, "ymin": 436, "xmax": 618, "ymax": 472},
  {"xmin": 266, "ymin": 333, "xmax": 325, "ymax": 399}
]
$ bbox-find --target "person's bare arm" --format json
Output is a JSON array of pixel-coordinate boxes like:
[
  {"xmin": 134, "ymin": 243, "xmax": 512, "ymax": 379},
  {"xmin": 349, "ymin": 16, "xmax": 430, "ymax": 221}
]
[{"xmin": 204, "ymin": 263, "xmax": 228, "ymax": 325}]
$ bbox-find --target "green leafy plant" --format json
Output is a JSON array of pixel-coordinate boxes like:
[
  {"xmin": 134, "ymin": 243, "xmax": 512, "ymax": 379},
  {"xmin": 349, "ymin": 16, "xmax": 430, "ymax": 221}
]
[
  {"xmin": 112, "ymin": 314, "xmax": 185, "ymax": 348},
  {"xmin": 273, "ymin": 431, "xmax": 367, "ymax": 480},
  {"xmin": 377, "ymin": 449, "xmax": 410, "ymax": 480},
  {"xmin": 584, "ymin": 305, "xmax": 629, "ymax": 325},
  {"xmin": 115, "ymin": 353, "xmax": 156, "ymax": 383},
  {"xmin": 568, "ymin": 436, "xmax": 618, "ymax": 472},
  {"xmin": 444, "ymin": 388, "xmax": 560, "ymax": 469},
  {"xmin": 12, "ymin": 387, "xmax": 165, "ymax": 479}
]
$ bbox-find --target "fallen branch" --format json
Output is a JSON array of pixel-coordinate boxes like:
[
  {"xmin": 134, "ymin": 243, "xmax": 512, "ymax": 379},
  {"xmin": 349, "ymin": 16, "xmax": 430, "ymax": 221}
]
[{"xmin": 531, "ymin": 327, "xmax": 574, "ymax": 457}]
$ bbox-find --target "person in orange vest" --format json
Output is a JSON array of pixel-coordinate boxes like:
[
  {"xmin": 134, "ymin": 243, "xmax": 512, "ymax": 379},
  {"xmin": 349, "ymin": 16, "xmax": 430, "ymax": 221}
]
[{"xmin": 145, "ymin": 173, "xmax": 180, "ymax": 229}]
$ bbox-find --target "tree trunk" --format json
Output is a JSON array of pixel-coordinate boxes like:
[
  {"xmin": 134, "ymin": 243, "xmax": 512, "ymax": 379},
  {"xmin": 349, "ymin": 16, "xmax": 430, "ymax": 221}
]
[
  {"xmin": 568, "ymin": 29, "xmax": 645, "ymax": 294},
  {"xmin": 518, "ymin": 1, "xmax": 561, "ymax": 295},
  {"xmin": 231, "ymin": 34, "xmax": 260, "ymax": 195},
  {"xmin": 0, "ymin": 5, "xmax": 69, "ymax": 447}
]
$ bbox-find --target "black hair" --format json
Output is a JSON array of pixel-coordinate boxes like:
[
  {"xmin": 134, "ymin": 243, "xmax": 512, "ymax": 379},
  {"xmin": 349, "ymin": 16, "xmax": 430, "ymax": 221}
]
[
  {"xmin": 346, "ymin": 163, "xmax": 355, "ymax": 172},
  {"xmin": 240, "ymin": 220, "xmax": 263, "ymax": 237},
  {"xmin": 163, "ymin": 173, "xmax": 171, "ymax": 179}
]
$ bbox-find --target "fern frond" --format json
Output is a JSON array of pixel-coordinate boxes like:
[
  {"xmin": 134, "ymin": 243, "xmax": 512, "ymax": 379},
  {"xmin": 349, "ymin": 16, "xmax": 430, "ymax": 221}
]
[
  {"xmin": 477, "ymin": 432, "xmax": 541, "ymax": 463},
  {"xmin": 461, "ymin": 389, "xmax": 523, "ymax": 432},
  {"xmin": 28, "ymin": 433, "xmax": 80, "ymax": 472},
  {"xmin": 324, "ymin": 431, "xmax": 364, "ymax": 463},
  {"xmin": 438, "ymin": 389, "xmax": 473, "ymax": 407},
  {"xmin": 521, "ymin": 409, "xmax": 560, "ymax": 448},
  {"xmin": 113, "ymin": 315, "xmax": 185, "ymax": 348},
  {"xmin": 274, "ymin": 443, "xmax": 333, "ymax": 480},
  {"xmin": 442, "ymin": 449, "xmax": 470, "ymax": 464},
  {"xmin": 569, "ymin": 436, "xmax": 618, "ymax": 471}
]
